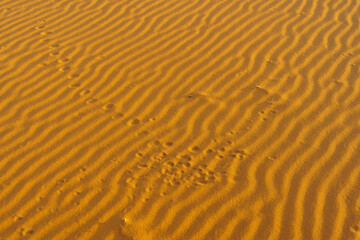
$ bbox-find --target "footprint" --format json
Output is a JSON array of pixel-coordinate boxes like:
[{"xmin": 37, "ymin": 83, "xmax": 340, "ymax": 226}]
[
  {"xmin": 254, "ymin": 85, "xmax": 269, "ymax": 96},
  {"xmin": 58, "ymin": 58, "xmax": 70, "ymax": 63},
  {"xmin": 125, "ymin": 178, "xmax": 136, "ymax": 188},
  {"xmin": 351, "ymin": 225, "xmax": 360, "ymax": 235},
  {"xmin": 167, "ymin": 162, "xmax": 175, "ymax": 167},
  {"xmin": 1, "ymin": 8, "xmax": 11, "ymax": 12},
  {"xmin": 58, "ymin": 66, "xmax": 70, "ymax": 72},
  {"xmin": 49, "ymin": 43, "xmax": 59, "ymax": 48},
  {"xmin": 41, "ymin": 31, "xmax": 53, "ymax": 35},
  {"xmin": 265, "ymin": 60, "xmax": 276, "ymax": 64},
  {"xmin": 233, "ymin": 149, "xmax": 246, "ymax": 155},
  {"xmin": 189, "ymin": 146, "xmax": 201, "ymax": 153},
  {"xmin": 112, "ymin": 113, "xmax": 123, "ymax": 119},
  {"xmin": 138, "ymin": 164, "xmax": 148, "ymax": 169},
  {"xmin": 187, "ymin": 94, "xmax": 196, "ymax": 99},
  {"xmin": 163, "ymin": 142, "xmax": 173, "ymax": 147},
  {"xmin": 38, "ymin": 62, "xmax": 49, "ymax": 67},
  {"xmin": 68, "ymin": 83, "xmax": 81, "ymax": 88},
  {"xmin": 127, "ymin": 118, "xmax": 141, "ymax": 126},
  {"xmin": 49, "ymin": 51, "xmax": 59, "ymax": 56},
  {"xmin": 20, "ymin": 228, "xmax": 34, "ymax": 237},
  {"xmin": 153, "ymin": 152, "xmax": 167, "ymax": 161},
  {"xmin": 137, "ymin": 130, "xmax": 149, "ymax": 136},
  {"xmin": 68, "ymin": 73, "xmax": 80, "ymax": 79},
  {"xmin": 216, "ymin": 154, "xmax": 224, "ymax": 159},
  {"xmin": 204, "ymin": 149, "xmax": 214, "ymax": 154},
  {"xmin": 217, "ymin": 147, "xmax": 226, "ymax": 153},
  {"xmin": 147, "ymin": 140, "xmax": 160, "ymax": 148},
  {"xmin": 135, "ymin": 152, "xmax": 143, "ymax": 157},
  {"xmin": 34, "ymin": 26, "xmax": 45, "ymax": 30},
  {"xmin": 102, "ymin": 104, "xmax": 114, "ymax": 111},
  {"xmin": 351, "ymin": 224, "xmax": 360, "ymax": 230},
  {"xmin": 182, "ymin": 162, "xmax": 191, "ymax": 168},
  {"xmin": 79, "ymin": 89, "xmax": 91, "ymax": 96},
  {"xmin": 86, "ymin": 98, "xmax": 97, "ymax": 104},
  {"xmin": 13, "ymin": 216, "xmax": 23, "ymax": 221}
]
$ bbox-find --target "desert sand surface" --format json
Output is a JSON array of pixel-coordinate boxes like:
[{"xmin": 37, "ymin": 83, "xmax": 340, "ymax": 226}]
[{"xmin": 0, "ymin": 0, "xmax": 360, "ymax": 239}]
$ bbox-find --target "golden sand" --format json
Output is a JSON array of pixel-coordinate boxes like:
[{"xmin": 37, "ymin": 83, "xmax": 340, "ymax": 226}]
[{"xmin": 0, "ymin": 0, "xmax": 360, "ymax": 239}]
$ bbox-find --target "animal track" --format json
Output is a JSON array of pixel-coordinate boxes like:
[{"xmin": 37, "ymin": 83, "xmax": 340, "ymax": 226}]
[
  {"xmin": 111, "ymin": 113, "xmax": 123, "ymax": 119},
  {"xmin": 86, "ymin": 98, "xmax": 98, "ymax": 104},
  {"xmin": 131, "ymin": 148, "xmax": 219, "ymax": 188},
  {"xmin": 189, "ymin": 146, "xmax": 201, "ymax": 153},
  {"xmin": 58, "ymin": 66, "xmax": 70, "ymax": 72},
  {"xmin": 163, "ymin": 142, "xmax": 173, "ymax": 147},
  {"xmin": 49, "ymin": 51, "xmax": 59, "ymax": 56},
  {"xmin": 137, "ymin": 130, "xmax": 149, "ymax": 136},
  {"xmin": 41, "ymin": 31, "xmax": 53, "ymax": 35},
  {"xmin": 38, "ymin": 62, "xmax": 49, "ymax": 67},
  {"xmin": 102, "ymin": 104, "xmax": 114, "ymax": 111},
  {"xmin": 71, "ymin": 83, "xmax": 151, "ymax": 126},
  {"xmin": 127, "ymin": 118, "xmax": 141, "ymax": 126},
  {"xmin": 1, "ymin": 8, "xmax": 11, "ymax": 12},
  {"xmin": 68, "ymin": 83, "xmax": 81, "ymax": 88},
  {"xmin": 20, "ymin": 228, "xmax": 34, "ymax": 237},
  {"xmin": 204, "ymin": 149, "xmax": 214, "ymax": 154},
  {"xmin": 49, "ymin": 43, "xmax": 59, "ymax": 48},
  {"xmin": 58, "ymin": 58, "xmax": 70, "ymax": 63},
  {"xmin": 79, "ymin": 89, "xmax": 91, "ymax": 96},
  {"xmin": 34, "ymin": 26, "xmax": 45, "ymax": 30},
  {"xmin": 124, "ymin": 134, "xmax": 249, "ymax": 190},
  {"xmin": 68, "ymin": 73, "xmax": 80, "ymax": 79}
]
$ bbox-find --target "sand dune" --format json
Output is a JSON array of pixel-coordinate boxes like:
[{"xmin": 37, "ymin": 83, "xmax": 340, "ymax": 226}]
[{"xmin": 0, "ymin": 0, "xmax": 360, "ymax": 239}]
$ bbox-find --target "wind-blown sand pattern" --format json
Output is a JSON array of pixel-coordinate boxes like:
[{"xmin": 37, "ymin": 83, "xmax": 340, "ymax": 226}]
[{"xmin": 0, "ymin": 0, "xmax": 360, "ymax": 239}]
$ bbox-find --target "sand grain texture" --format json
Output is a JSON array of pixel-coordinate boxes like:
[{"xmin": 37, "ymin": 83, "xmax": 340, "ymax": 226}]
[{"xmin": 1, "ymin": 0, "xmax": 360, "ymax": 239}]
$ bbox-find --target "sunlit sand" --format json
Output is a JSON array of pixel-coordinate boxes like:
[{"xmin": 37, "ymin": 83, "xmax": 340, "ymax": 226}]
[{"xmin": 0, "ymin": 0, "xmax": 360, "ymax": 239}]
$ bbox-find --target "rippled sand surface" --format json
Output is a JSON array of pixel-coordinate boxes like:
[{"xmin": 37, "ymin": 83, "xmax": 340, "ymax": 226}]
[{"xmin": 1, "ymin": 0, "xmax": 360, "ymax": 239}]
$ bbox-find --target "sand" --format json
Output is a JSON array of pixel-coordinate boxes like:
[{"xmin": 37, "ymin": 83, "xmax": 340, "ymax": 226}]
[{"xmin": 0, "ymin": 0, "xmax": 360, "ymax": 239}]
